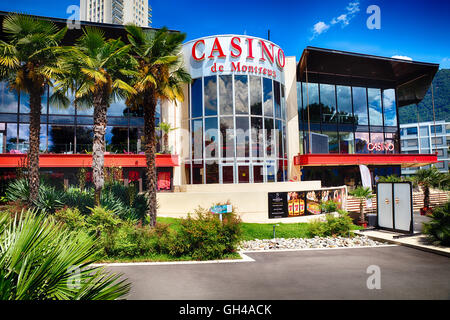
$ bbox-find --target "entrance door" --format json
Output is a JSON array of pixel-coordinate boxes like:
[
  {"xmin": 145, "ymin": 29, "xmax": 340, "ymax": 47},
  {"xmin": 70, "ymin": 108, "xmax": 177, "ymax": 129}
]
[
  {"xmin": 253, "ymin": 164, "xmax": 264, "ymax": 183},
  {"xmin": 237, "ymin": 165, "xmax": 250, "ymax": 183},
  {"xmin": 221, "ymin": 165, "xmax": 234, "ymax": 184},
  {"xmin": 377, "ymin": 183, "xmax": 393, "ymax": 229},
  {"xmin": 394, "ymin": 183, "xmax": 412, "ymax": 231}
]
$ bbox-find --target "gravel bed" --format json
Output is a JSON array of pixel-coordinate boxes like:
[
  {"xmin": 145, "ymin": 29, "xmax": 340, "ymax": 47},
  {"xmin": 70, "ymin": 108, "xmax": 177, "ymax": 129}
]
[{"xmin": 239, "ymin": 235, "xmax": 386, "ymax": 251}]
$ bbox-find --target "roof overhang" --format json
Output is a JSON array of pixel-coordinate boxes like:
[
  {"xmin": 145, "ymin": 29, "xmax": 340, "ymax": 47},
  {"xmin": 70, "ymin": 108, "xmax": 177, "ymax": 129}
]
[
  {"xmin": 0, "ymin": 154, "xmax": 179, "ymax": 168},
  {"xmin": 297, "ymin": 46, "xmax": 439, "ymax": 107},
  {"xmin": 293, "ymin": 153, "xmax": 438, "ymax": 168}
]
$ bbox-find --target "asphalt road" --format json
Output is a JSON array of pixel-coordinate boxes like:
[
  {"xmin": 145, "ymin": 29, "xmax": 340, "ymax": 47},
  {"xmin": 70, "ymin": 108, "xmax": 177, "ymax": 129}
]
[{"xmin": 106, "ymin": 246, "xmax": 450, "ymax": 300}]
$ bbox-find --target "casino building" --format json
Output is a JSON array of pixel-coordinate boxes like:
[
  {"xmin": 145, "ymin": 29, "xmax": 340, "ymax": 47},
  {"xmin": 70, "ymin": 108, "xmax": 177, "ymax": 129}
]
[{"xmin": 0, "ymin": 11, "xmax": 439, "ymax": 195}]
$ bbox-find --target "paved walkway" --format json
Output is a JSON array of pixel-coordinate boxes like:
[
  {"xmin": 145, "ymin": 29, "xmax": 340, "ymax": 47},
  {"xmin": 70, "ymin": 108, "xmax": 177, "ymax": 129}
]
[
  {"xmin": 353, "ymin": 229, "xmax": 450, "ymax": 257},
  {"xmin": 105, "ymin": 246, "xmax": 450, "ymax": 300}
]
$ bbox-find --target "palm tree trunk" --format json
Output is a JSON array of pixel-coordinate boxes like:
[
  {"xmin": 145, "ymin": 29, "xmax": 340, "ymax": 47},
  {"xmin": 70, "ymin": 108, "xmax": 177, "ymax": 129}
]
[
  {"xmin": 28, "ymin": 88, "xmax": 41, "ymax": 204},
  {"xmin": 144, "ymin": 95, "xmax": 158, "ymax": 228},
  {"xmin": 423, "ymin": 185, "xmax": 430, "ymax": 208},
  {"xmin": 92, "ymin": 93, "xmax": 107, "ymax": 206},
  {"xmin": 163, "ymin": 132, "xmax": 168, "ymax": 153},
  {"xmin": 360, "ymin": 200, "xmax": 365, "ymax": 223}
]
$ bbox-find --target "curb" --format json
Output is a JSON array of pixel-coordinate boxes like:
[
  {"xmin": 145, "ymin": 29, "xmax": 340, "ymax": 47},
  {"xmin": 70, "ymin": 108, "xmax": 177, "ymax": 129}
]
[{"xmin": 353, "ymin": 231, "xmax": 450, "ymax": 258}]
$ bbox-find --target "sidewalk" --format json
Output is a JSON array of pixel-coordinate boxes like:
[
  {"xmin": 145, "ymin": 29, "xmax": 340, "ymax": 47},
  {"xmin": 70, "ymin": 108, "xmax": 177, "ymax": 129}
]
[{"xmin": 353, "ymin": 229, "xmax": 450, "ymax": 257}]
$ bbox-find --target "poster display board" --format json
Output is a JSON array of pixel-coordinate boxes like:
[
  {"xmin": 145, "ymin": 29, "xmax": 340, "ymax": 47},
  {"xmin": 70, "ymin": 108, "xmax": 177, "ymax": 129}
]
[{"xmin": 268, "ymin": 186, "xmax": 346, "ymax": 219}]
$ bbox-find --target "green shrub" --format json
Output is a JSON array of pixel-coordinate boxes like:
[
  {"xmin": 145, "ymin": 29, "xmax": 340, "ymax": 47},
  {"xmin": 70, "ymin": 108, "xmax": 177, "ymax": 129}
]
[
  {"xmin": 0, "ymin": 209, "xmax": 130, "ymax": 300},
  {"xmin": 423, "ymin": 201, "xmax": 450, "ymax": 246},
  {"xmin": 53, "ymin": 207, "xmax": 86, "ymax": 231},
  {"xmin": 320, "ymin": 200, "xmax": 338, "ymax": 213},
  {"xmin": 62, "ymin": 187, "xmax": 95, "ymax": 215},
  {"xmin": 33, "ymin": 184, "xmax": 64, "ymax": 213},
  {"xmin": 5, "ymin": 178, "xmax": 30, "ymax": 202},
  {"xmin": 158, "ymin": 206, "xmax": 242, "ymax": 260},
  {"xmin": 307, "ymin": 211, "xmax": 355, "ymax": 237}
]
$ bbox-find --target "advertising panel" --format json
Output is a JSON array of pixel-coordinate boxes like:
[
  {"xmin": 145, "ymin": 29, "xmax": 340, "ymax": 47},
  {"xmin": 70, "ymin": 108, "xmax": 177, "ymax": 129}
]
[{"xmin": 268, "ymin": 187, "xmax": 346, "ymax": 219}]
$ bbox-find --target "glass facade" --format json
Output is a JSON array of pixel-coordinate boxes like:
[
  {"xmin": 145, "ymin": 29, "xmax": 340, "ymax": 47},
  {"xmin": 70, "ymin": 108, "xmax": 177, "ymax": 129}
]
[
  {"xmin": 298, "ymin": 81, "xmax": 399, "ymax": 155},
  {"xmin": 0, "ymin": 82, "xmax": 160, "ymax": 154},
  {"xmin": 187, "ymin": 75, "xmax": 288, "ymax": 184}
]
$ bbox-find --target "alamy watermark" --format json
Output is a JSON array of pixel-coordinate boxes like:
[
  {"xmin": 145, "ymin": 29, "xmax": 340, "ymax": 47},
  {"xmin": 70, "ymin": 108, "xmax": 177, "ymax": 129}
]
[
  {"xmin": 366, "ymin": 265, "xmax": 381, "ymax": 289},
  {"xmin": 66, "ymin": 5, "xmax": 81, "ymax": 30}
]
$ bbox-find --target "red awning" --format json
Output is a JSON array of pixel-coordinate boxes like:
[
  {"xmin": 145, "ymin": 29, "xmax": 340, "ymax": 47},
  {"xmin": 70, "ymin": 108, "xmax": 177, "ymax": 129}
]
[
  {"xmin": 294, "ymin": 153, "xmax": 438, "ymax": 168},
  {"xmin": 0, "ymin": 154, "xmax": 179, "ymax": 168}
]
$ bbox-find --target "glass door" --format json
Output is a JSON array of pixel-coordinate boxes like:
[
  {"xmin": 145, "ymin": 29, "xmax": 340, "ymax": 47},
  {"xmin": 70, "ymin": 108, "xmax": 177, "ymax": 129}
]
[
  {"xmin": 221, "ymin": 164, "xmax": 234, "ymax": 184},
  {"xmin": 237, "ymin": 164, "xmax": 250, "ymax": 183}
]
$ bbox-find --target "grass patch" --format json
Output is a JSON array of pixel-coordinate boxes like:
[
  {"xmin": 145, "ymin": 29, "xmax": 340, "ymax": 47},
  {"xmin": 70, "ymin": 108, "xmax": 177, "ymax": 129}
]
[
  {"xmin": 98, "ymin": 252, "xmax": 241, "ymax": 263},
  {"xmin": 157, "ymin": 216, "xmax": 363, "ymax": 241}
]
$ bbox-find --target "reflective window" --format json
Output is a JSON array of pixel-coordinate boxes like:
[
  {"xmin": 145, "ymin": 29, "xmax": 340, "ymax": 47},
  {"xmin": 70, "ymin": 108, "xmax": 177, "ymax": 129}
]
[
  {"xmin": 274, "ymin": 81, "xmax": 281, "ymax": 119},
  {"xmin": 192, "ymin": 161, "xmax": 203, "ymax": 184},
  {"xmin": 406, "ymin": 127, "xmax": 418, "ymax": 135},
  {"xmin": 352, "ymin": 87, "xmax": 368, "ymax": 125},
  {"xmin": 339, "ymin": 132, "xmax": 354, "ymax": 154},
  {"xmin": 204, "ymin": 117, "xmax": 218, "ymax": 158},
  {"xmin": 320, "ymin": 84, "xmax": 337, "ymax": 124},
  {"xmin": 206, "ymin": 161, "xmax": 219, "ymax": 184},
  {"xmin": 191, "ymin": 78, "xmax": 202, "ymax": 118},
  {"xmin": 302, "ymin": 83, "xmax": 320, "ymax": 123},
  {"xmin": 251, "ymin": 117, "xmax": 263, "ymax": 158},
  {"xmin": 234, "ymin": 75, "xmax": 248, "ymax": 115},
  {"xmin": 250, "ymin": 76, "xmax": 262, "ymax": 115},
  {"xmin": 337, "ymin": 86, "xmax": 352, "ymax": 124},
  {"xmin": 0, "ymin": 82, "xmax": 18, "ymax": 113},
  {"xmin": 382, "ymin": 89, "xmax": 397, "ymax": 126},
  {"xmin": 76, "ymin": 126, "xmax": 93, "ymax": 153},
  {"xmin": 220, "ymin": 116, "xmax": 234, "ymax": 158},
  {"xmin": 368, "ymin": 88, "xmax": 383, "ymax": 126},
  {"xmin": 355, "ymin": 132, "xmax": 369, "ymax": 153},
  {"xmin": 370, "ymin": 132, "xmax": 384, "ymax": 154},
  {"xmin": 323, "ymin": 131, "xmax": 339, "ymax": 153},
  {"xmin": 6, "ymin": 123, "xmax": 18, "ymax": 152},
  {"xmin": 421, "ymin": 138, "xmax": 430, "ymax": 148},
  {"xmin": 236, "ymin": 116, "xmax": 249, "ymax": 158},
  {"xmin": 105, "ymin": 126, "xmax": 128, "ymax": 153},
  {"xmin": 219, "ymin": 75, "xmax": 233, "ymax": 115},
  {"xmin": 48, "ymin": 125, "xmax": 75, "ymax": 153},
  {"xmin": 263, "ymin": 77, "xmax": 273, "ymax": 117},
  {"xmin": 385, "ymin": 132, "xmax": 399, "ymax": 153},
  {"xmin": 191, "ymin": 119, "xmax": 203, "ymax": 159},
  {"xmin": 265, "ymin": 117, "xmax": 275, "ymax": 157},
  {"xmin": 431, "ymin": 125, "xmax": 443, "ymax": 134},
  {"xmin": 108, "ymin": 98, "xmax": 127, "ymax": 116},
  {"xmin": 204, "ymin": 76, "xmax": 217, "ymax": 116}
]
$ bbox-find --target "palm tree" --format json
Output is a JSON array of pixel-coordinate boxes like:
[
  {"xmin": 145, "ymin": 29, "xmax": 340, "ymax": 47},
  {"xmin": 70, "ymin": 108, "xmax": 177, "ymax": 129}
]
[
  {"xmin": 0, "ymin": 209, "xmax": 130, "ymax": 300},
  {"xmin": 413, "ymin": 166, "xmax": 443, "ymax": 213},
  {"xmin": 156, "ymin": 121, "xmax": 178, "ymax": 154},
  {"xmin": 125, "ymin": 25, "xmax": 191, "ymax": 227},
  {"xmin": 0, "ymin": 14, "xmax": 67, "ymax": 203},
  {"xmin": 54, "ymin": 27, "xmax": 136, "ymax": 205},
  {"xmin": 349, "ymin": 186, "xmax": 374, "ymax": 225}
]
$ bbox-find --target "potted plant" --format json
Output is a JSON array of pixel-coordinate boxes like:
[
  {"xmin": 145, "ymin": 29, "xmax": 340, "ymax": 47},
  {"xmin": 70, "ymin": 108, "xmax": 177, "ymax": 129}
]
[
  {"xmin": 349, "ymin": 186, "xmax": 374, "ymax": 228},
  {"xmin": 413, "ymin": 166, "xmax": 442, "ymax": 215}
]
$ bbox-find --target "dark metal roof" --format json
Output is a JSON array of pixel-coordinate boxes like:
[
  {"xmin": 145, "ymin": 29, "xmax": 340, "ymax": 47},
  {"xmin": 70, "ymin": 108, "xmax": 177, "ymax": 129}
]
[
  {"xmin": 297, "ymin": 46, "xmax": 439, "ymax": 107},
  {"xmin": 0, "ymin": 10, "xmax": 179, "ymax": 45}
]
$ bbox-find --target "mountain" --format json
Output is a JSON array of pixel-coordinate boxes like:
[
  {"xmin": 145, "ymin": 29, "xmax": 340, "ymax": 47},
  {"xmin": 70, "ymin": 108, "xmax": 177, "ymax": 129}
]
[{"xmin": 399, "ymin": 69, "xmax": 450, "ymax": 124}]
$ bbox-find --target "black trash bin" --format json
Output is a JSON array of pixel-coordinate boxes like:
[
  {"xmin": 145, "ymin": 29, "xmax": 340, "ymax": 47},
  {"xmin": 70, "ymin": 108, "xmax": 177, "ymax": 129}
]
[{"xmin": 367, "ymin": 214, "xmax": 377, "ymax": 227}]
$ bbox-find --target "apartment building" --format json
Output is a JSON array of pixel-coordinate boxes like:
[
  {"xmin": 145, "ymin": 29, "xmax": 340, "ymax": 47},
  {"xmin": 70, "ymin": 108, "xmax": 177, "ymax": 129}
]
[
  {"xmin": 80, "ymin": 0, "xmax": 152, "ymax": 27},
  {"xmin": 400, "ymin": 120, "xmax": 450, "ymax": 174}
]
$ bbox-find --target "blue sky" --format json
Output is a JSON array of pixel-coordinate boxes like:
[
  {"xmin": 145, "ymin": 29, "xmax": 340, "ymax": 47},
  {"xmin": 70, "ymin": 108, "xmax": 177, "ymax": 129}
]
[{"xmin": 0, "ymin": 0, "xmax": 449, "ymax": 68}]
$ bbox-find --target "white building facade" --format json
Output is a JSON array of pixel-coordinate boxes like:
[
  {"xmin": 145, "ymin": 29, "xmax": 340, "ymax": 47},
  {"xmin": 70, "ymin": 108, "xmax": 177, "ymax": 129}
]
[
  {"xmin": 80, "ymin": 0, "xmax": 152, "ymax": 26},
  {"xmin": 400, "ymin": 120, "xmax": 450, "ymax": 174}
]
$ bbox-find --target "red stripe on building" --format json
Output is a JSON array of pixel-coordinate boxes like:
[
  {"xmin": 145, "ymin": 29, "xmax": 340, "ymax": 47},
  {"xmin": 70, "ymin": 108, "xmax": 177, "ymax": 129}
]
[
  {"xmin": 293, "ymin": 153, "xmax": 438, "ymax": 167},
  {"xmin": 0, "ymin": 154, "xmax": 179, "ymax": 168}
]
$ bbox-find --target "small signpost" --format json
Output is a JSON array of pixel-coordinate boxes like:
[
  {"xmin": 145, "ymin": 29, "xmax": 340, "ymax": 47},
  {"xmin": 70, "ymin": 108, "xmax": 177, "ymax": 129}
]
[{"xmin": 210, "ymin": 204, "xmax": 232, "ymax": 222}]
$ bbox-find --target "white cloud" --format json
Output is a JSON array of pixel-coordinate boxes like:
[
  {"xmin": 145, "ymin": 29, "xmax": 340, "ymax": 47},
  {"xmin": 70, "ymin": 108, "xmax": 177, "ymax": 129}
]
[
  {"xmin": 391, "ymin": 55, "xmax": 413, "ymax": 61},
  {"xmin": 311, "ymin": 1, "xmax": 360, "ymax": 39},
  {"xmin": 311, "ymin": 21, "xmax": 330, "ymax": 39}
]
